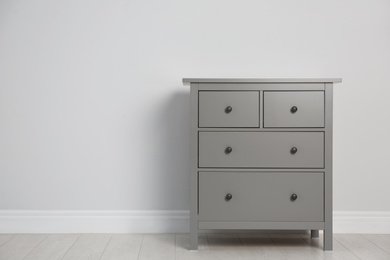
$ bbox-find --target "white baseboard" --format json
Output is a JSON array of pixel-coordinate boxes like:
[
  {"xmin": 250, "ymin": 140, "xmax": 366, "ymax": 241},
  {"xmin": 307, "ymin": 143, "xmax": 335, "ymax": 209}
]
[
  {"xmin": 0, "ymin": 210, "xmax": 389, "ymax": 234},
  {"xmin": 334, "ymin": 211, "xmax": 390, "ymax": 234},
  {"xmin": 0, "ymin": 210, "xmax": 189, "ymax": 233}
]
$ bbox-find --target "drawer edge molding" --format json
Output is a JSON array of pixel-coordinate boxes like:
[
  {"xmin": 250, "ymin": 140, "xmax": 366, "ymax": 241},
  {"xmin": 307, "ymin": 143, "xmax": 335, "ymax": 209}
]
[{"xmin": 198, "ymin": 222, "xmax": 325, "ymax": 230}]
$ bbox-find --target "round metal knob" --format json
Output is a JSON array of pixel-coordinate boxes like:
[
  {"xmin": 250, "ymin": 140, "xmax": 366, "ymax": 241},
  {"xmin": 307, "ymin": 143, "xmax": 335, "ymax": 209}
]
[
  {"xmin": 291, "ymin": 106, "xmax": 298, "ymax": 113},
  {"xmin": 291, "ymin": 193, "xmax": 298, "ymax": 201},
  {"xmin": 225, "ymin": 106, "xmax": 233, "ymax": 113},
  {"xmin": 225, "ymin": 193, "xmax": 232, "ymax": 201},
  {"xmin": 225, "ymin": 147, "xmax": 232, "ymax": 154},
  {"xmin": 290, "ymin": 147, "xmax": 298, "ymax": 154}
]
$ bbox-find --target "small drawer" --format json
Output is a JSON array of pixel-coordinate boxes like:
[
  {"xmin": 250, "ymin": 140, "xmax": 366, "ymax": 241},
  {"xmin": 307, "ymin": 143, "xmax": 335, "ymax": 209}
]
[
  {"xmin": 198, "ymin": 172, "xmax": 324, "ymax": 222},
  {"xmin": 263, "ymin": 91, "xmax": 324, "ymax": 128},
  {"xmin": 198, "ymin": 132, "xmax": 324, "ymax": 168},
  {"xmin": 198, "ymin": 91, "xmax": 259, "ymax": 128}
]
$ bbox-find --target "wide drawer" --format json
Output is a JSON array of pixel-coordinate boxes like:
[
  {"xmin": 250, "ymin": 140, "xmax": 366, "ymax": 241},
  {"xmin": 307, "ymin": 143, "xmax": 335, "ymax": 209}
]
[
  {"xmin": 263, "ymin": 91, "xmax": 324, "ymax": 127},
  {"xmin": 198, "ymin": 172, "xmax": 324, "ymax": 222},
  {"xmin": 198, "ymin": 91, "xmax": 259, "ymax": 128},
  {"xmin": 198, "ymin": 132, "xmax": 324, "ymax": 168}
]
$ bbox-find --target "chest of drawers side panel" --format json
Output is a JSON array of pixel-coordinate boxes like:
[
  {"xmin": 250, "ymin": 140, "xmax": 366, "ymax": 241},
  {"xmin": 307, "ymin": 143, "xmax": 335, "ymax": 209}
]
[
  {"xmin": 189, "ymin": 83, "xmax": 199, "ymax": 251},
  {"xmin": 324, "ymin": 83, "xmax": 334, "ymax": 251}
]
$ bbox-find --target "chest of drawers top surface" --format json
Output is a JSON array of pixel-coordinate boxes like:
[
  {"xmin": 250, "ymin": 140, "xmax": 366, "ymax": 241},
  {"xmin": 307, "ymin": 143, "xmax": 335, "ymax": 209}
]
[{"xmin": 183, "ymin": 78, "xmax": 342, "ymax": 84}]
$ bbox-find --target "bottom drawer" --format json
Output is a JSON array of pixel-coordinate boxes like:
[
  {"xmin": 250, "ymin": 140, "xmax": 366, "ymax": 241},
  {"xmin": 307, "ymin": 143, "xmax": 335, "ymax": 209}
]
[{"xmin": 198, "ymin": 172, "xmax": 324, "ymax": 222}]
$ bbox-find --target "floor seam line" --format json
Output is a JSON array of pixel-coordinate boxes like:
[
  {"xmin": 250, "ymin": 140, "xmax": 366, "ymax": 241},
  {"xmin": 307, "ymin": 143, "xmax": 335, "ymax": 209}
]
[
  {"xmin": 22, "ymin": 234, "xmax": 48, "ymax": 260},
  {"xmin": 136, "ymin": 234, "xmax": 145, "ymax": 260},
  {"xmin": 359, "ymin": 234, "xmax": 390, "ymax": 257},
  {"xmin": 0, "ymin": 234, "xmax": 17, "ymax": 248},
  {"xmin": 99, "ymin": 234, "xmax": 113, "ymax": 260},
  {"xmin": 61, "ymin": 233, "xmax": 81, "ymax": 260}
]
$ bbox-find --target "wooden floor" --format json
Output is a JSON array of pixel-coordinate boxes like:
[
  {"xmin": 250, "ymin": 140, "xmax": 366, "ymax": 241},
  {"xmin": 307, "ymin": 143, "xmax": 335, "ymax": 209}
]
[{"xmin": 0, "ymin": 233, "xmax": 389, "ymax": 260}]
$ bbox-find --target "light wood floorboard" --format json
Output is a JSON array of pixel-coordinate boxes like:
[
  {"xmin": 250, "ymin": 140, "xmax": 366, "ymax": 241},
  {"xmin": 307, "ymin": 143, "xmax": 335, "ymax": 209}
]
[
  {"xmin": 137, "ymin": 234, "xmax": 175, "ymax": 260},
  {"xmin": 62, "ymin": 233, "xmax": 111, "ymax": 260},
  {"xmin": 24, "ymin": 234, "xmax": 79, "ymax": 260},
  {"xmin": 363, "ymin": 234, "xmax": 390, "ymax": 255},
  {"xmin": 238, "ymin": 233, "xmax": 285, "ymax": 259},
  {"xmin": 0, "ymin": 233, "xmax": 389, "ymax": 259},
  {"xmin": 302, "ymin": 232, "xmax": 360, "ymax": 260},
  {"xmin": 0, "ymin": 234, "xmax": 46, "ymax": 260},
  {"xmin": 175, "ymin": 234, "xmax": 209, "ymax": 260},
  {"xmin": 268, "ymin": 233, "xmax": 323, "ymax": 260},
  {"xmin": 100, "ymin": 234, "xmax": 143, "ymax": 260},
  {"xmin": 0, "ymin": 234, "xmax": 15, "ymax": 247},
  {"xmin": 203, "ymin": 234, "xmax": 256, "ymax": 260},
  {"xmin": 335, "ymin": 234, "xmax": 390, "ymax": 260}
]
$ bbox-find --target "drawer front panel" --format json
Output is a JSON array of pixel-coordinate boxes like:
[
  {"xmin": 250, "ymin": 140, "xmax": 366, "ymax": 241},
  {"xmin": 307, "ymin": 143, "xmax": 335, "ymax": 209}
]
[
  {"xmin": 198, "ymin": 172, "xmax": 324, "ymax": 222},
  {"xmin": 198, "ymin": 132, "xmax": 324, "ymax": 168},
  {"xmin": 264, "ymin": 91, "xmax": 324, "ymax": 127},
  {"xmin": 199, "ymin": 91, "xmax": 259, "ymax": 128}
]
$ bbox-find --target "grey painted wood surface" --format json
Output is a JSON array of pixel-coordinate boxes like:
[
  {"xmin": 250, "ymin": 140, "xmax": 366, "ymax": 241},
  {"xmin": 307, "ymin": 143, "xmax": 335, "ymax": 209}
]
[
  {"xmin": 199, "ymin": 83, "xmax": 325, "ymax": 91},
  {"xmin": 198, "ymin": 91, "xmax": 259, "ymax": 128},
  {"xmin": 198, "ymin": 221, "xmax": 325, "ymax": 230},
  {"xmin": 199, "ymin": 132, "xmax": 324, "ymax": 168},
  {"xmin": 311, "ymin": 229, "xmax": 320, "ymax": 238},
  {"xmin": 324, "ymin": 83, "xmax": 333, "ymax": 251},
  {"xmin": 183, "ymin": 78, "xmax": 342, "ymax": 83},
  {"xmin": 187, "ymin": 78, "xmax": 340, "ymax": 251},
  {"xmin": 189, "ymin": 83, "xmax": 199, "ymax": 251},
  {"xmin": 198, "ymin": 172, "xmax": 324, "ymax": 222},
  {"xmin": 264, "ymin": 91, "xmax": 325, "ymax": 127},
  {"xmin": 200, "ymin": 83, "xmax": 325, "ymax": 91}
]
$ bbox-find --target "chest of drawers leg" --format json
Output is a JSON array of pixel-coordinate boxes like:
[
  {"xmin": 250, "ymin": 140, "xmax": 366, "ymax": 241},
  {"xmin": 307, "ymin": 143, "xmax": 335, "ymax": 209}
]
[{"xmin": 185, "ymin": 78, "xmax": 341, "ymax": 251}]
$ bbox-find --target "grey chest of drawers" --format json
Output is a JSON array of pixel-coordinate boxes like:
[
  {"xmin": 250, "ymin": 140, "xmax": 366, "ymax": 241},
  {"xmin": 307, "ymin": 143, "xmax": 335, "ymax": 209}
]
[{"xmin": 183, "ymin": 78, "xmax": 342, "ymax": 251}]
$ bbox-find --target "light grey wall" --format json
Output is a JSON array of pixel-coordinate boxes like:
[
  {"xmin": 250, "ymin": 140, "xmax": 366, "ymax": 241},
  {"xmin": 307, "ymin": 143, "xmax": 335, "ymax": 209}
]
[{"xmin": 0, "ymin": 0, "xmax": 389, "ymax": 211}]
